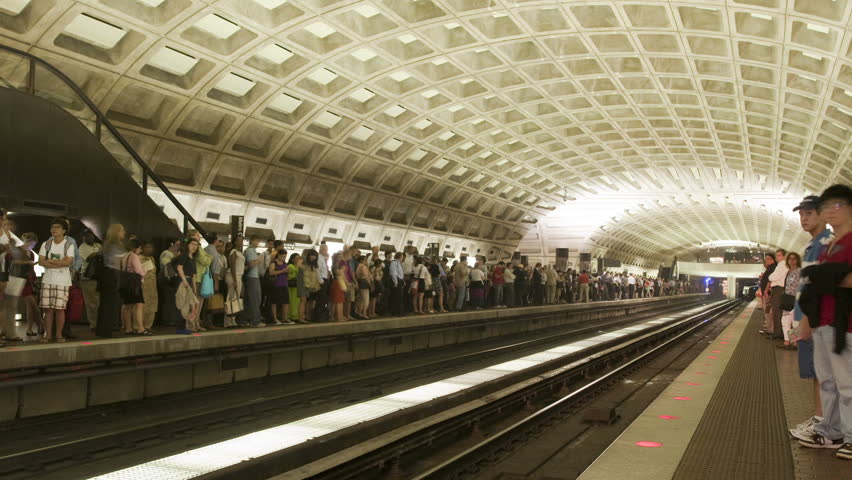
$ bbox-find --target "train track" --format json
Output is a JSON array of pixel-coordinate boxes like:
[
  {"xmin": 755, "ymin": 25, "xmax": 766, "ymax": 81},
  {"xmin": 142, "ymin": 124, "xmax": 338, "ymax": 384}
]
[
  {"xmin": 0, "ymin": 299, "xmax": 711, "ymax": 480},
  {"xmin": 233, "ymin": 299, "xmax": 741, "ymax": 480}
]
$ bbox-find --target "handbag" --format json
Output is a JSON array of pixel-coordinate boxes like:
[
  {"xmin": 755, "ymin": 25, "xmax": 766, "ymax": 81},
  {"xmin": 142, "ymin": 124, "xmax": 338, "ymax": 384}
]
[
  {"xmin": 224, "ymin": 291, "xmax": 243, "ymax": 315},
  {"xmin": 780, "ymin": 293, "xmax": 796, "ymax": 312},
  {"xmin": 208, "ymin": 293, "xmax": 225, "ymax": 312},
  {"xmin": 119, "ymin": 254, "xmax": 141, "ymax": 300},
  {"xmin": 358, "ymin": 278, "xmax": 370, "ymax": 290},
  {"xmin": 4, "ymin": 276, "xmax": 26, "ymax": 296},
  {"xmin": 200, "ymin": 269, "xmax": 214, "ymax": 299}
]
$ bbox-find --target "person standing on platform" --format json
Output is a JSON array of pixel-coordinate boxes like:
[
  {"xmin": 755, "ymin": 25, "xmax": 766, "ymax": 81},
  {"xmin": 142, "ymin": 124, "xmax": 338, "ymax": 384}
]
[
  {"xmin": 779, "ymin": 253, "xmax": 802, "ymax": 350},
  {"xmin": 302, "ymin": 249, "xmax": 321, "ymax": 322},
  {"xmin": 767, "ymin": 249, "xmax": 789, "ymax": 339},
  {"xmin": 578, "ymin": 269, "xmax": 590, "ymax": 303},
  {"xmin": 797, "ymin": 185, "xmax": 852, "ymax": 459},
  {"xmin": 266, "ymin": 250, "xmax": 290, "ymax": 325},
  {"xmin": 286, "ymin": 253, "xmax": 305, "ymax": 323},
  {"xmin": 389, "ymin": 252, "xmax": 404, "ymax": 316},
  {"xmin": 38, "ymin": 218, "xmax": 76, "ymax": 342},
  {"xmin": 758, "ymin": 254, "xmax": 778, "ymax": 334},
  {"xmin": 402, "ymin": 247, "xmax": 415, "ymax": 313},
  {"xmin": 9, "ymin": 233, "xmax": 40, "ymax": 338},
  {"xmin": 78, "ymin": 230, "xmax": 101, "ymax": 332},
  {"xmin": 120, "ymin": 238, "xmax": 147, "ymax": 335},
  {"xmin": 788, "ymin": 195, "xmax": 833, "ymax": 443},
  {"xmin": 545, "ymin": 265, "xmax": 558, "ymax": 304},
  {"xmin": 158, "ymin": 239, "xmax": 181, "ymax": 328},
  {"xmin": 453, "ymin": 256, "xmax": 470, "ymax": 311},
  {"xmin": 243, "ymin": 236, "xmax": 265, "ymax": 328},
  {"xmin": 174, "ymin": 238, "xmax": 201, "ymax": 333},
  {"xmin": 139, "ymin": 241, "xmax": 158, "ymax": 332},
  {"xmin": 224, "ymin": 236, "xmax": 245, "ymax": 329},
  {"xmin": 503, "ymin": 263, "xmax": 515, "ymax": 308},
  {"xmin": 491, "ymin": 261, "xmax": 505, "ymax": 308},
  {"xmin": 187, "ymin": 230, "xmax": 211, "ymax": 326}
]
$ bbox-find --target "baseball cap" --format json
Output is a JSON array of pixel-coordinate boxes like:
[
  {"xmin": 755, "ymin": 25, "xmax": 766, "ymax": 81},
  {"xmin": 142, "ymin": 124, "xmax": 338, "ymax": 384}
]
[{"xmin": 793, "ymin": 195, "xmax": 820, "ymax": 212}]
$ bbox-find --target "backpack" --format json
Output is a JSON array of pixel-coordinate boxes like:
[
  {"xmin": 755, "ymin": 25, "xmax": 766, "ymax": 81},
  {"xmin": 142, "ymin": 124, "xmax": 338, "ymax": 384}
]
[
  {"xmin": 42, "ymin": 239, "xmax": 72, "ymax": 267},
  {"xmin": 84, "ymin": 252, "xmax": 105, "ymax": 280}
]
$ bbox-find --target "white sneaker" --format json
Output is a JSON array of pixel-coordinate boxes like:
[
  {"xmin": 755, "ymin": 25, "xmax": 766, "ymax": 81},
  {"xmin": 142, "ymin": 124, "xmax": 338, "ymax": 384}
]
[
  {"xmin": 253, "ymin": 322, "xmax": 267, "ymax": 328},
  {"xmin": 283, "ymin": 320, "xmax": 295, "ymax": 325},
  {"xmin": 789, "ymin": 416, "xmax": 821, "ymax": 441}
]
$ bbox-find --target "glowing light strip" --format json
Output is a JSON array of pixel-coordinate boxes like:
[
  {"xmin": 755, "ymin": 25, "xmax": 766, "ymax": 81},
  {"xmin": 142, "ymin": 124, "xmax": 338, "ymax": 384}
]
[{"xmin": 89, "ymin": 305, "xmax": 713, "ymax": 480}]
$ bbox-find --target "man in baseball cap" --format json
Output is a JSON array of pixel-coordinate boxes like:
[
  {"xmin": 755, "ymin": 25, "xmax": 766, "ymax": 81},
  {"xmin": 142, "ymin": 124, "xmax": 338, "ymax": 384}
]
[{"xmin": 787, "ymin": 195, "xmax": 833, "ymax": 443}]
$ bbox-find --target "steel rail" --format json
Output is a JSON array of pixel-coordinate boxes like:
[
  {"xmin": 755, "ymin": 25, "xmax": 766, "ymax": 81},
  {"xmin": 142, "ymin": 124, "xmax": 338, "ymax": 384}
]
[
  {"xmin": 192, "ymin": 300, "xmax": 738, "ymax": 480},
  {"xmin": 0, "ymin": 300, "xmax": 710, "ymax": 477},
  {"xmin": 412, "ymin": 300, "xmax": 741, "ymax": 479}
]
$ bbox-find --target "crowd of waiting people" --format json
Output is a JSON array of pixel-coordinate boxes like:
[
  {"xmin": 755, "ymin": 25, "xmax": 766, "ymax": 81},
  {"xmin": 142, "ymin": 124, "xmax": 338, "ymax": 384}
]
[
  {"xmin": 0, "ymin": 211, "xmax": 690, "ymax": 345},
  {"xmin": 756, "ymin": 185, "xmax": 851, "ymax": 461}
]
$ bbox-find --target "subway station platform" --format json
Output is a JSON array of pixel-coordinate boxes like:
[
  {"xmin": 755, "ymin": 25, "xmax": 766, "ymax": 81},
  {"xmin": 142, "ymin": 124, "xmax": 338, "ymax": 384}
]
[
  {"xmin": 578, "ymin": 300, "xmax": 845, "ymax": 480},
  {"xmin": 0, "ymin": 295, "xmax": 705, "ymax": 421}
]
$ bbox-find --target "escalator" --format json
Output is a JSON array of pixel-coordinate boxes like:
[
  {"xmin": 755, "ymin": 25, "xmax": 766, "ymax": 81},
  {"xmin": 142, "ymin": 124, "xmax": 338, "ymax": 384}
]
[{"xmin": 0, "ymin": 45, "xmax": 209, "ymax": 244}]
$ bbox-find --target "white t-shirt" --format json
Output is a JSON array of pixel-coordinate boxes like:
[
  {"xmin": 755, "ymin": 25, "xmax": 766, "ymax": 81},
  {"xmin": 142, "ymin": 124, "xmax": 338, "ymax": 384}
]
[
  {"xmin": 470, "ymin": 268, "xmax": 485, "ymax": 282},
  {"xmin": 39, "ymin": 238, "xmax": 76, "ymax": 287}
]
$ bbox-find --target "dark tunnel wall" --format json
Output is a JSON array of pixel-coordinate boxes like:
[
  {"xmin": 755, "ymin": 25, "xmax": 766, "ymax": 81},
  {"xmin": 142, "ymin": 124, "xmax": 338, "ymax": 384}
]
[{"xmin": 0, "ymin": 88, "xmax": 182, "ymax": 244}]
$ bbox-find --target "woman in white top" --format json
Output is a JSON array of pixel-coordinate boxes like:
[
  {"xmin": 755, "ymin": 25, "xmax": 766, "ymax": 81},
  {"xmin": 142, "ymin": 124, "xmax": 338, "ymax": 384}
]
[
  {"xmin": 469, "ymin": 264, "xmax": 486, "ymax": 309},
  {"xmin": 412, "ymin": 256, "xmax": 429, "ymax": 314},
  {"xmin": 503, "ymin": 266, "xmax": 516, "ymax": 308},
  {"xmin": 225, "ymin": 236, "xmax": 246, "ymax": 328}
]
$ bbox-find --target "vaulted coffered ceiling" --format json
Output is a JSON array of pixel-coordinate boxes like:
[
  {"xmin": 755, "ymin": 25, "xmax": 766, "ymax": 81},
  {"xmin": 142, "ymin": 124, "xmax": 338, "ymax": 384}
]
[{"xmin": 0, "ymin": 0, "xmax": 849, "ymax": 262}]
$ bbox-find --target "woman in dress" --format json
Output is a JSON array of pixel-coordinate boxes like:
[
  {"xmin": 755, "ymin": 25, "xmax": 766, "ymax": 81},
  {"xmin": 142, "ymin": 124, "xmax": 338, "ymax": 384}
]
[
  {"xmin": 779, "ymin": 252, "xmax": 802, "ymax": 350},
  {"xmin": 287, "ymin": 253, "xmax": 304, "ymax": 323},
  {"xmin": 139, "ymin": 241, "xmax": 158, "ymax": 332},
  {"xmin": 121, "ymin": 238, "xmax": 148, "ymax": 335},
  {"xmin": 330, "ymin": 251, "xmax": 347, "ymax": 322},
  {"xmin": 224, "ymin": 236, "xmax": 245, "ymax": 328},
  {"xmin": 302, "ymin": 249, "xmax": 321, "ymax": 322},
  {"xmin": 158, "ymin": 238, "xmax": 181, "ymax": 327},
  {"xmin": 267, "ymin": 250, "xmax": 290, "ymax": 325},
  {"xmin": 412, "ymin": 256, "xmax": 424, "ymax": 314},
  {"xmin": 174, "ymin": 239, "xmax": 201, "ymax": 332},
  {"xmin": 355, "ymin": 255, "xmax": 371, "ymax": 320},
  {"xmin": 369, "ymin": 258, "xmax": 383, "ymax": 318}
]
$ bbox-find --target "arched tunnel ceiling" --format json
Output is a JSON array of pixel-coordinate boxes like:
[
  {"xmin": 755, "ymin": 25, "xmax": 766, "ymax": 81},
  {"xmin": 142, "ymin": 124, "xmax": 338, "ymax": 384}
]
[{"xmin": 1, "ymin": 0, "xmax": 850, "ymax": 257}]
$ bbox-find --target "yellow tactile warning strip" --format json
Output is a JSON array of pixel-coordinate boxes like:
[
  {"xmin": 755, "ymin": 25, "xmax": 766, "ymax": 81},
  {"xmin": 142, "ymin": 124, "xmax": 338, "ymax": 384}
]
[{"xmin": 578, "ymin": 300, "xmax": 757, "ymax": 480}]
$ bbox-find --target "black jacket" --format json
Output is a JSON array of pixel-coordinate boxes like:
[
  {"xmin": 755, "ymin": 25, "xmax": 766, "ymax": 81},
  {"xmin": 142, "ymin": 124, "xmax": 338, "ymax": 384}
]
[
  {"xmin": 760, "ymin": 262, "xmax": 777, "ymax": 292},
  {"xmin": 800, "ymin": 263, "xmax": 852, "ymax": 354}
]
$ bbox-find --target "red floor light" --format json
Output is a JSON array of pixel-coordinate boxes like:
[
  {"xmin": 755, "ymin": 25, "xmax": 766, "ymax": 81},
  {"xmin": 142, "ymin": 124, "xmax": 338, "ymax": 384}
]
[
  {"xmin": 707, "ymin": 356, "xmax": 718, "ymax": 359},
  {"xmin": 712, "ymin": 350, "xmax": 721, "ymax": 353},
  {"xmin": 192, "ymin": 333, "xmax": 202, "ymax": 336},
  {"xmin": 636, "ymin": 441, "xmax": 663, "ymax": 447},
  {"xmin": 674, "ymin": 396, "xmax": 692, "ymax": 400},
  {"xmin": 81, "ymin": 342, "xmax": 94, "ymax": 345},
  {"xmin": 720, "ymin": 341, "xmax": 729, "ymax": 344},
  {"xmin": 658, "ymin": 415, "xmax": 680, "ymax": 420},
  {"xmin": 686, "ymin": 382, "xmax": 701, "ymax": 386},
  {"xmin": 695, "ymin": 372, "xmax": 707, "ymax": 375}
]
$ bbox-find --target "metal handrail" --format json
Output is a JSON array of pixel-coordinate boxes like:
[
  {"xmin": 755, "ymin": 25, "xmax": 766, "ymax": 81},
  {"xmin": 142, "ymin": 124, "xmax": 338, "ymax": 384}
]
[{"xmin": 0, "ymin": 44, "xmax": 211, "ymax": 242}]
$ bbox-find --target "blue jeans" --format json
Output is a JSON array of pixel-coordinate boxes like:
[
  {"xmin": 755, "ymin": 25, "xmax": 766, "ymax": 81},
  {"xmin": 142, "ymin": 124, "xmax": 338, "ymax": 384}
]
[
  {"xmin": 455, "ymin": 284, "xmax": 467, "ymax": 311},
  {"xmin": 244, "ymin": 277, "xmax": 263, "ymax": 325},
  {"xmin": 493, "ymin": 284, "xmax": 504, "ymax": 306},
  {"xmin": 813, "ymin": 326, "xmax": 852, "ymax": 442}
]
